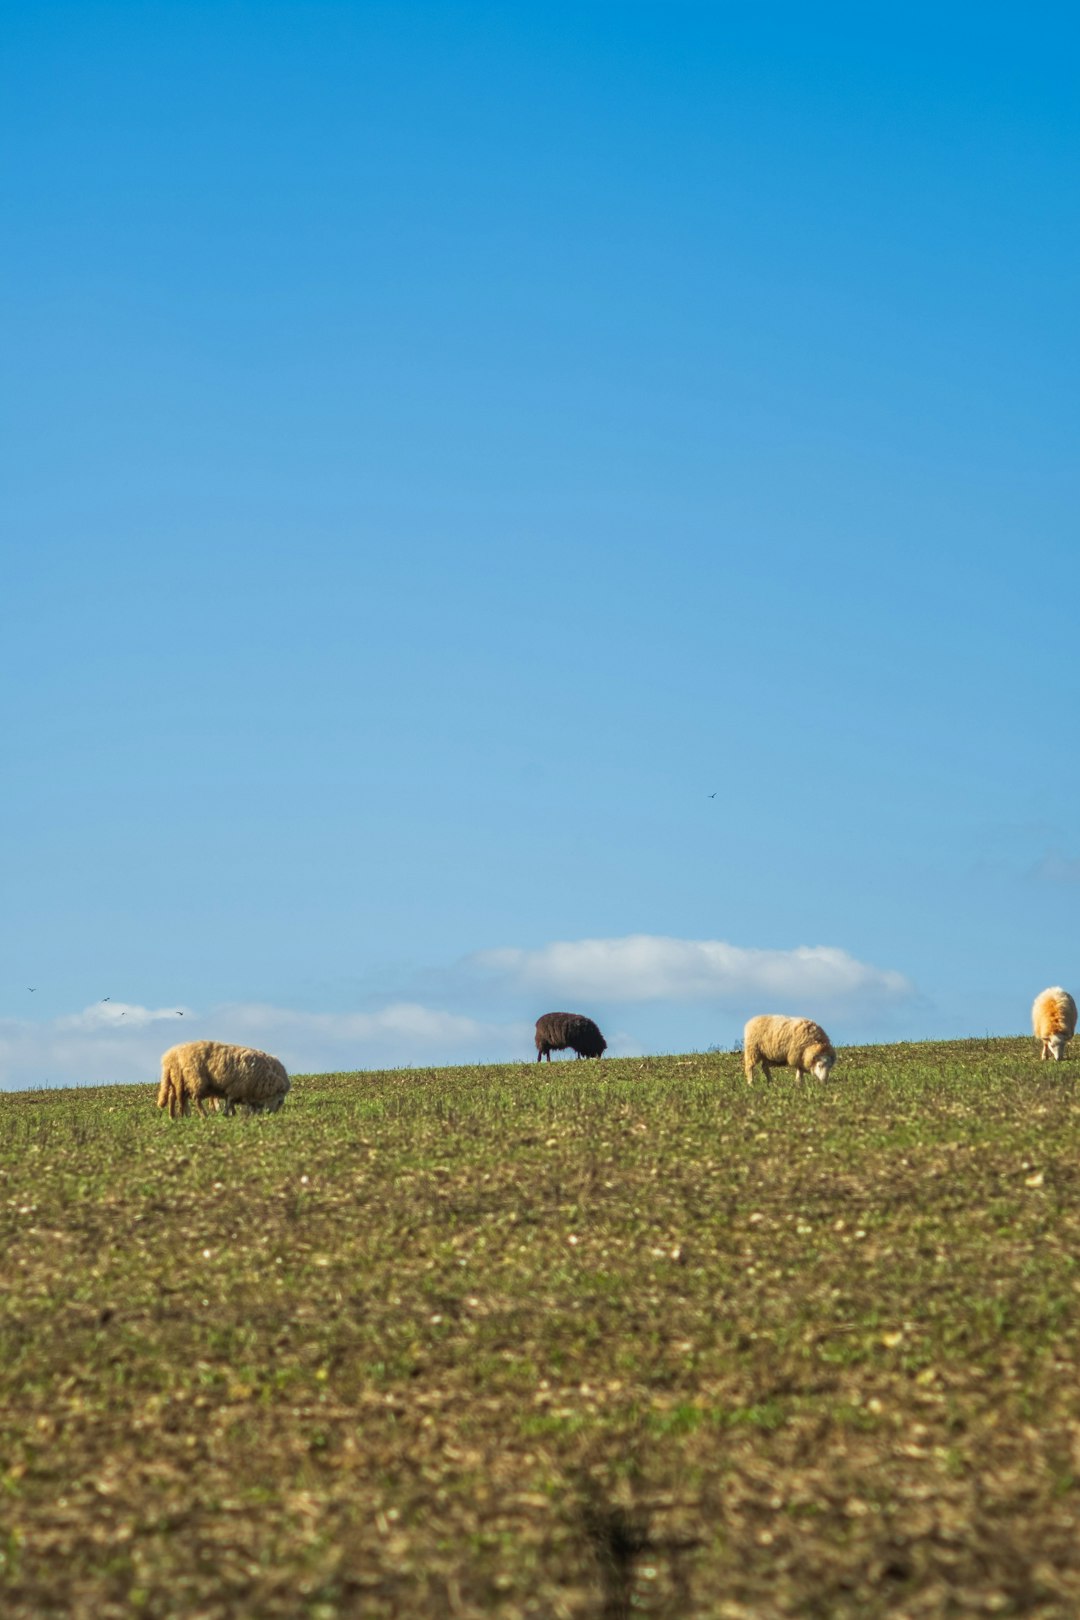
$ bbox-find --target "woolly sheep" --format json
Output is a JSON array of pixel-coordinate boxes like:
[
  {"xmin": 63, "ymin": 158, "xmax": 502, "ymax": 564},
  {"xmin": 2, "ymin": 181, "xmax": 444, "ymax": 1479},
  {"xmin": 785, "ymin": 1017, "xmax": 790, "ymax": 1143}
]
[
  {"xmin": 156, "ymin": 1040, "xmax": 290, "ymax": 1119},
  {"xmin": 534, "ymin": 1011, "xmax": 608, "ymax": 1063},
  {"xmin": 1032, "ymin": 987, "xmax": 1077, "ymax": 1062},
  {"xmin": 743, "ymin": 1014, "xmax": 836, "ymax": 1084}
]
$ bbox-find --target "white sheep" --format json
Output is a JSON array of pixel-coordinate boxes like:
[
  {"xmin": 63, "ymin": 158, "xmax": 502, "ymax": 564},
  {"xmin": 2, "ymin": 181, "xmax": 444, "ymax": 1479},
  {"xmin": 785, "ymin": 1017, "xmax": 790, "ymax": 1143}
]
[
  {"xmin": 1031, "ymin": 987, "xmax": 1077, "ymax": 1061},
  {"xmin": 743, "ymin": 1014, "xmax": 836, "ymax": 1084},
  {"xmin": 157, "ymin": 1040, "xmax": 290, "ymax": 1119}
]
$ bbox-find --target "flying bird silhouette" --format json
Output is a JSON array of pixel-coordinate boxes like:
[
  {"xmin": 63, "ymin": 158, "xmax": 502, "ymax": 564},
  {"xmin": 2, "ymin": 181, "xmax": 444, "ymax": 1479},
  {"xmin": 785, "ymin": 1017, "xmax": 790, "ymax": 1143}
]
[
  {"xmin": 28, "ymin": 987, "xmax": 36, "ymax": 992},
  {"xmin": 707, "ymin": 792, "xmax": 717, "ymax": 799},
  {"xmin": 175, "ymin": 1010, "xmax": 184, "ymax": 1016},
  {"xmin": 102, "ymin": 997, "xmax": 111, "ymax": 1003}
]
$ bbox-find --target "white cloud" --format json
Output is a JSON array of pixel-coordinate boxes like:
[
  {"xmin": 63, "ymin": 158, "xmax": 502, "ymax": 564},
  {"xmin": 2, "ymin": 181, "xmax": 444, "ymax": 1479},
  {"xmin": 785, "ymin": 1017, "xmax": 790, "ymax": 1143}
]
[
  {"xmin": 0, "ymin": 1000, "xmax": 532, "ymax": 1092},
  {"xmin": 56, "ymin": 1001, "xmax": 194, "ymax": 1032},
  {"xmin": 0, "ymin": 1012, "xmax": 177, "ymax": 1093},
  {"xmin": 470, "ymin": 933, "xmax": 913, "ymax": 1007},
  {"xmin": 211, "ymin": 1001, "xmax": 531, "ymax": 1072},
  {"xmin": 0, "ymin": 934, "xmax": 915, "ymax": 1091}
]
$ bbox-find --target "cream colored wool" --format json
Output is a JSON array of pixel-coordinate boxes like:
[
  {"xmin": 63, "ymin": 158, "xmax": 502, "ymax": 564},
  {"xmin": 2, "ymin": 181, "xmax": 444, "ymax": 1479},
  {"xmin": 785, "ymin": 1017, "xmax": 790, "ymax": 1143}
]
[
  {"xmin": 743, "ymin": 1014, "xmax": 836, "ymax": 1083},
  {"xmin": 157, "ymin": 1040, "xmax": 290, "ymax": 1118},
  {"xmin": 1032, "ymin": 987, "xmax": 1077, "ymax": 1061}
]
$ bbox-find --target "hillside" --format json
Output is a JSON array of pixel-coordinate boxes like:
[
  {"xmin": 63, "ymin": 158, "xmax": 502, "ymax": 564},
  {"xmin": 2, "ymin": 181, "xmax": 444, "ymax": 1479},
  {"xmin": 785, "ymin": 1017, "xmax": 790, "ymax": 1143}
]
[{"xmin": 2, "ymin": 1039, "xmax": 1079, "ymax": 1617}]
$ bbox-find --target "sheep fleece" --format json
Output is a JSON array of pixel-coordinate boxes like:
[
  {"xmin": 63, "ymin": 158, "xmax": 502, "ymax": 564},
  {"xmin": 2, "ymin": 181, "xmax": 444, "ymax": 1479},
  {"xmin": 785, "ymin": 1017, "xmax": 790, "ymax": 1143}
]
[
  {"xmin": 157, "ymin": 1041, "xmax": 290, "ymax": 1117},
  {"xmin": 1032, "ymin": 987, "xmax": 1078, "ymax": 1056},
  {"xmin": 534, "ymin": 1012, "xmax": 608, "ymax": 1061},
  {"xmin": 742, "ymin": 1015, "xmax": 835, "ymax": 1081}
]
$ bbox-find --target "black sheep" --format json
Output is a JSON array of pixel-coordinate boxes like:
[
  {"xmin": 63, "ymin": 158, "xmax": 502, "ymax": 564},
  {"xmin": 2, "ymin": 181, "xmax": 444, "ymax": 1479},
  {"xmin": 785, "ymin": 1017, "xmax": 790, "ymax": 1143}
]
[{"xmin": 534, "ymin": 1011, "xmax": 608, "ymax": 1062}]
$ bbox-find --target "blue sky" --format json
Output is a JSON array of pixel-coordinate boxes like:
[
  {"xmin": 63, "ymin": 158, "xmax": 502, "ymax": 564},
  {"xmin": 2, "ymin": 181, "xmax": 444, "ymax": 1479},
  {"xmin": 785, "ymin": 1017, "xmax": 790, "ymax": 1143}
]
[{"xmin": 2, "ymin": 2, "xmax": 1078, "ymax": 1087}]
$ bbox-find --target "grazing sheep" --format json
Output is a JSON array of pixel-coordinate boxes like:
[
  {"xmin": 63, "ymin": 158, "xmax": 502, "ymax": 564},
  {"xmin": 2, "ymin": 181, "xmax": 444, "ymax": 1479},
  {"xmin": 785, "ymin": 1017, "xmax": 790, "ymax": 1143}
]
[
  {"xmin": 534, "ymin": 1011, "xmax": 608, "ymax": 1063},
  {"xmin": 743, "ymin": 1015, "xmax": 836, "ymax": 1084},
  {"xmin": 1032, "ymin": 987, "xmax": 1077, "ymax": 1061},
  {"xmin": 156, "ymin": 1041, "xmax": 290, "ymax": 1119}
]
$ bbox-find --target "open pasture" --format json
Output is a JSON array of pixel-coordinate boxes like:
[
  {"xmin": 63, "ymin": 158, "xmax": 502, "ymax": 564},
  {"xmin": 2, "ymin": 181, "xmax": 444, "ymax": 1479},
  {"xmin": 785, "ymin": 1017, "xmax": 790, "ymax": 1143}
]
[{"xmin": 2, "ymin": 1038, "xmax": 1080, "ymax": 1617}]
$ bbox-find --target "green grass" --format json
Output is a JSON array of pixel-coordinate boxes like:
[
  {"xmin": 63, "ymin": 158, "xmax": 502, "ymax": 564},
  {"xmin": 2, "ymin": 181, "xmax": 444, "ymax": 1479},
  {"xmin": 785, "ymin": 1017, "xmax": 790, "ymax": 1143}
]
[{"xmin": 2, "ymin": 1038, "xmax": 1080, "ymax": 1616}]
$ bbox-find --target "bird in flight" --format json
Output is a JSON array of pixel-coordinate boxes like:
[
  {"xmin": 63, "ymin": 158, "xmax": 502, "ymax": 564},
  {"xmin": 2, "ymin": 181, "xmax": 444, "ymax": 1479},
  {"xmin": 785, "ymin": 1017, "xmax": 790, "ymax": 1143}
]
[
  {"xmin": 102, "ymin": 997, "xmax": 111, "ymax": 1003},
  {"xmin": 175, "ymin": 1010, "xmax": 184, "ymax": 1016},
  {"xmin": 707, "ymin": 792, "xmax": 717, "ymax": 799},
  {"xmin": 28, "ymin": 987, "xmax": 36, "ymax": 992}
]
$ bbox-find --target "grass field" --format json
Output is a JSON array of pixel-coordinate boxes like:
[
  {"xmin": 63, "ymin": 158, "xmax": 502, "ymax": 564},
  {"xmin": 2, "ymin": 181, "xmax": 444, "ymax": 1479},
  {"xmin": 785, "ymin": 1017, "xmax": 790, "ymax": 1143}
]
[{"xmin": 3, "ymin": 1039, "xmax": 1080, "ymax": 1618}]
